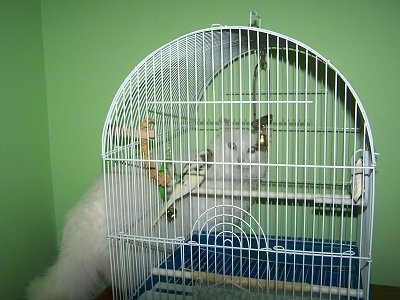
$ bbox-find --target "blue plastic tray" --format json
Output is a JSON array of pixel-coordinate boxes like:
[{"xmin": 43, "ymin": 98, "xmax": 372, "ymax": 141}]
[{"xmin": 132, "ymin": 231, "xmax": 362, "ymax": 299}]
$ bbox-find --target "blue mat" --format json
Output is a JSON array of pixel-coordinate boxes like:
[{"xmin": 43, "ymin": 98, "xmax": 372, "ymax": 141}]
[{"xmin": 133, "ymin": 232, "xmax": 362, "ymax": 299}]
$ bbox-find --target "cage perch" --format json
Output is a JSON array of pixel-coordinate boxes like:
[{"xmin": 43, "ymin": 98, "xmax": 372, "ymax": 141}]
[
  {"xmin": 152, "ymin": 268, "xmax": 363, "ymax": 298},
  {"xmin": 139, "ymin": 118, "xmax": 172, "ymax": 188}
]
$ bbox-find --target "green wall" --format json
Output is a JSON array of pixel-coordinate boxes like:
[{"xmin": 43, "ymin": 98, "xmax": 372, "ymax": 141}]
[
  {"xmin": 1, "ymin": 0, "xmax": 399, "ymax": 298},
  {"xmin": 0, "ymin": 1, "xmax": 56, "ymax": 299}
]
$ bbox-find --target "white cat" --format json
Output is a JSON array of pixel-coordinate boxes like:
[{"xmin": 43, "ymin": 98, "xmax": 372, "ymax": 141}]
[{"xmin": 26, "ymin": 118, "xmax": 268, "ymax": 300}]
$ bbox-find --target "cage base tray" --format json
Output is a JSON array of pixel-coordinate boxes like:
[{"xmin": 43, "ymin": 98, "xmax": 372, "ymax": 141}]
[{"xmin": 132, "ymin": 232, "xmax": 363, "ymax": 299}]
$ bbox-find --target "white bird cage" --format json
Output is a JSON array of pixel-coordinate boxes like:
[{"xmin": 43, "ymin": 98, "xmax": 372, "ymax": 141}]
[{"xmin": 102, "ymin": 17, "xmax": 376, "ymax": 300}]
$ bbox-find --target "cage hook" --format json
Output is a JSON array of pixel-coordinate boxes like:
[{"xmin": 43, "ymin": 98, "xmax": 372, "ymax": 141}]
[
  {"xmin": 252, "ymin": 49, "xmax": 268, "ymax": 120},
  {"xmin": 249, "ymin": 10, "xmax": 261, "ymax": 28}
]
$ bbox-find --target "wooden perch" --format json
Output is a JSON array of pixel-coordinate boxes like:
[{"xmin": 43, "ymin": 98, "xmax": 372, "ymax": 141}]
[
  {"xmin": 109, "ymin": 124, "xmax": 155, "ymax": 139},
  {"xmin": 152, "ymin": 268, "xmax": 363, "ymax": 297},
  {"xmin": 139, "ymin": 118, "xmax": 171, "ymax": 187}
]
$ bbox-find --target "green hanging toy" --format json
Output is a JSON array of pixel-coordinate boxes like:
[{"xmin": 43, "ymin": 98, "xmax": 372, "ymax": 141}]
[{"xmin": 158, "ymin": 135, "xmax": 176, "ymax": 201}]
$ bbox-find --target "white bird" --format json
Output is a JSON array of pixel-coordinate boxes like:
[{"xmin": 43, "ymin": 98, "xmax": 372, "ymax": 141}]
[{"xmin": 153, "ymin": 149, "xmax": 213, "ymax": 227}]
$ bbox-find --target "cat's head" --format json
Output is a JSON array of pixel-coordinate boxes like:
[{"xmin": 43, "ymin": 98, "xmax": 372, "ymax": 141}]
[{"xmin": 212, "ymin": 118, "xmax": 267, "ymax": 179}]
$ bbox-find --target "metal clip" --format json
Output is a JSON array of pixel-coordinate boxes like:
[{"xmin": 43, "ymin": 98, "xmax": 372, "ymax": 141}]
[
  {"xmin": 252, "ymin": 114, "xmax": 273, "ymax": 151},
  {"xmin": 249, "ymin": 10, "xmax": 261, "ymax": 28},
  {"xmin": 166, "ymin": 206, "xmax": 177, "ymax": 222}
]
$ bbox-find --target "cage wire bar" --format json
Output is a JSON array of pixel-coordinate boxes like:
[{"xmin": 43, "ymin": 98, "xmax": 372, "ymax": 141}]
[{"xmin": 102, "ymin": 24, "xmax": 376, "ymax": 300}]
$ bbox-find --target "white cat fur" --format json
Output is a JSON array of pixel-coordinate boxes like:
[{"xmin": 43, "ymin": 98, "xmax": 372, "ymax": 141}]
[{"xmin": 26, "ymin": 176, "xmax": 110, "ymax": 300}]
